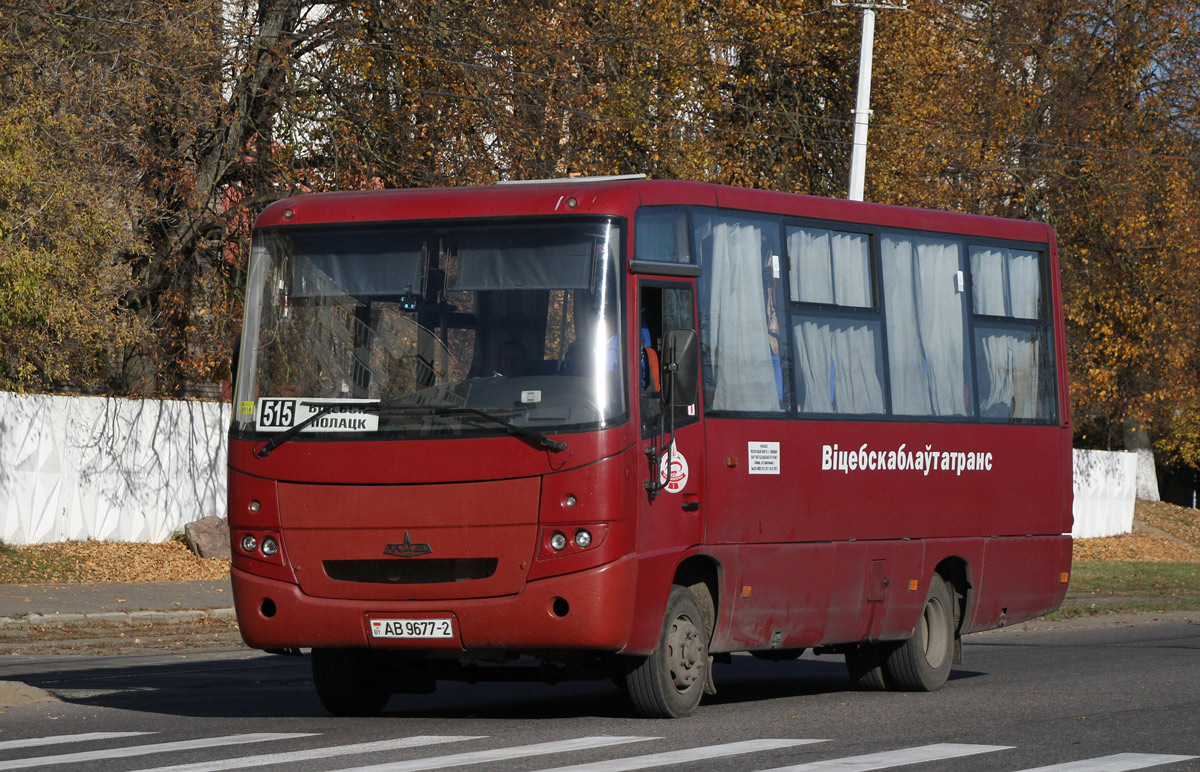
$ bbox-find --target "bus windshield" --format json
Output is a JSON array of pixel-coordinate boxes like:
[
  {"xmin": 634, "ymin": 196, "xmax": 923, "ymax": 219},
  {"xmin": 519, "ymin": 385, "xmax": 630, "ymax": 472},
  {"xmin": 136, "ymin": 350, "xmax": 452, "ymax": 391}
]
[{"xmin": 232, "ymin": 218, "xmax": 626, "ymax": 440}]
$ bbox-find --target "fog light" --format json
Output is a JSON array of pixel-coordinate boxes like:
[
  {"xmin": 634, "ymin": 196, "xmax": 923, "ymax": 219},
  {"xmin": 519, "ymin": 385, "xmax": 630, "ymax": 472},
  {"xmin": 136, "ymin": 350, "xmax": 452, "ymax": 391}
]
[
  {"xmin": 574, "ymin": 529, "xmax": 592, "ymax": 548},
  {"xmin": 550, "ymin": 531, "xmax": 568, "ymax": 551},
  {"xmin": 261, "ymin": 537, "xmax": 279, "ymax": 557},
  {"xmin": 248, "ymin": 499, "xmax": 261, "ymax": 512},
  {"xmin": 241, "ymin": 534, "xmax": 257, "ymax": 552},
  {"xmin": 564, "ymin": 494, "xmax": 577, "ymax": 508}
]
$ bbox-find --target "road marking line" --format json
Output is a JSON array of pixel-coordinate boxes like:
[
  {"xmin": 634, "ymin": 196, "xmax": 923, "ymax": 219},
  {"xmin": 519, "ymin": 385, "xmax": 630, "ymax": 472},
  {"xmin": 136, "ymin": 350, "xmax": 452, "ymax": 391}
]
[
  {"xmin": 530, "ymin": 739, "xmax": 825, "ymax": 772},
  {"xmin": 1013, "ymin": 753, "xmax": 1200, "ymax": 771},
  {"xmin": 328, "ymin": 737, "xmax": 657, "ymax": 772},
  {"xmin": 0, "ymin": 733, "xmax": 314, "ymax": 771},
  {"xmin": 130, "ymin": 736, "xmax": 484, "ymax": 772},
  {"xmin": 0, "ymin": 733, "xmax": 152, "ymax": 751},
  {"xmin": 755, "ymin": 742, "xmax": 1013, "ymax": 771}
]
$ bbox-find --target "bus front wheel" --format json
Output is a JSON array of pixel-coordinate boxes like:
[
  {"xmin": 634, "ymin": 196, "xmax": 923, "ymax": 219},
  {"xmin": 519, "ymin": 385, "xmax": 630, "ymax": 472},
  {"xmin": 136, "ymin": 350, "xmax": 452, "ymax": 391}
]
[
  {"xmin": 624, "ymin": 585, "xmax": 709, "ymax": 718},
  {"xmin": 883, "ymin": 575, "xmax": 955, "ymax": 691},
  {"xmin": 311, "ymin": 648, "xmax": 391, "ymax": 716}
]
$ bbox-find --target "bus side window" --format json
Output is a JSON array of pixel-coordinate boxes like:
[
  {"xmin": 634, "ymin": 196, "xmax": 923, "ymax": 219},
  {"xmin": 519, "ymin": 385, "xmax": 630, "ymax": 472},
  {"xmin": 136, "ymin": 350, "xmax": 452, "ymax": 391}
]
[
  {"xmin": 969, "ymin": 246, "xmax": 1056, "ymax": 422},
  {"xmin": 694, "ymin": 212, "xmax": 785, "ymax": 414},
  {"xmin": 881, "ymin": 232, "xmax": 970, "ymax": 418},
  {"xmin": 787, "ymin": 225, "xmax": 885, "ymax": 416}
]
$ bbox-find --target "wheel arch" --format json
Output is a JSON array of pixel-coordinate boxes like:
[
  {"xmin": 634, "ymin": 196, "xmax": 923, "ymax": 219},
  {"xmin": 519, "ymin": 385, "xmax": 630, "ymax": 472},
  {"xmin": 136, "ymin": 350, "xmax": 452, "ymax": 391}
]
[
  {"xmin": 932, "ymin": 555, "xmax": 972, "ymax": 663},
  {"xmin": 673, "ymin": 554, "xmax": 721, "ymax": 643}
]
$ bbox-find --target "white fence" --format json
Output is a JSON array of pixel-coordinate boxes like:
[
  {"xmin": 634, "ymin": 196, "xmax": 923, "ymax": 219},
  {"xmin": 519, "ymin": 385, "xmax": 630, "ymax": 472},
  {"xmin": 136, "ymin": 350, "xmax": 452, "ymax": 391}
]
[
  {"xmin": 1, "ymin": 392, "xmax": 228, "ymax": 544},
  {"xmin": 0, "ymin": 390, "xmax": 1147, "ymax": 544},
  {"xmin": 1071, "ymin": 448, "xmax": 1137, "ymax": 539}
]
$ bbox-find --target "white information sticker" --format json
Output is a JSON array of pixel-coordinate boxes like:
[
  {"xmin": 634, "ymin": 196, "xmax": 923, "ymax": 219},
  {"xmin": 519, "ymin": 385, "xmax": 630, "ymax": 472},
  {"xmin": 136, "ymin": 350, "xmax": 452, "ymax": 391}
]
[
  {"xmin": 255, "ymin": 397, "xmax": 379, "ymax": 433},
  {"xmin": 748, "ymin": 441, "xmax": 781, "ymax": 475}
]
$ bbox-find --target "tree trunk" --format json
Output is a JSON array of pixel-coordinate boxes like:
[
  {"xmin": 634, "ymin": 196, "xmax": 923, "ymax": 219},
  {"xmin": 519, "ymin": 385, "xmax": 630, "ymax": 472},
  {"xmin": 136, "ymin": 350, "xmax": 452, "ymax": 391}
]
[{"xmin": 1122, "ymin": 422, "xmax": 1160, "ymax": 502}]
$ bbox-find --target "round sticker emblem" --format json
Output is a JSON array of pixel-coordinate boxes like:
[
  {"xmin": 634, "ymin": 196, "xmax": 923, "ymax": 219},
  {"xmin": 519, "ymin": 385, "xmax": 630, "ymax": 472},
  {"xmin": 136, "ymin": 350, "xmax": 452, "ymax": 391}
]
[{"xmin": 658, "ymin": 443, "xmax": 689, "ymax": 493}]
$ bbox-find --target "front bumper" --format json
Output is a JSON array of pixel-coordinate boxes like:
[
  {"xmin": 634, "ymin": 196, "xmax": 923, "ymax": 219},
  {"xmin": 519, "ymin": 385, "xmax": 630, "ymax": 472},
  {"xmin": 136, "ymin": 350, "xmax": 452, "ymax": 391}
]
[{"xmin": 232, "ymin": 554, "xmax": 639, "ymax": 653}]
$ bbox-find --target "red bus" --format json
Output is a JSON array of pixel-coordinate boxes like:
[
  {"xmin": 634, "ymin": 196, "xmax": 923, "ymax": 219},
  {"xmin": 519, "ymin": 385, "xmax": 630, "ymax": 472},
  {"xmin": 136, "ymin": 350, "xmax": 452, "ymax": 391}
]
[{"xmin": 229, "ymin": 176, "xmax": 1072, "ymax": 717}]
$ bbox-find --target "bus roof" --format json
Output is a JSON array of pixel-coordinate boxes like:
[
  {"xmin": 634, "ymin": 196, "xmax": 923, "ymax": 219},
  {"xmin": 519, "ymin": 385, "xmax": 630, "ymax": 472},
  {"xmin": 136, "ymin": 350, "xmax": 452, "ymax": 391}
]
[{"xmin": 254, "ymin": 178, "xmax": 1054, "ymax": 244}]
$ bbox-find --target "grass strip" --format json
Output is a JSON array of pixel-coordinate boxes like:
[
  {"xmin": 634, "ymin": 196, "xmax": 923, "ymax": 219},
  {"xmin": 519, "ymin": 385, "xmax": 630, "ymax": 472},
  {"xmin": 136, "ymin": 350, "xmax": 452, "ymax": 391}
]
[{"xmin": 1068, "ymin": 560, "xmax": 1200, "ymax": 595}]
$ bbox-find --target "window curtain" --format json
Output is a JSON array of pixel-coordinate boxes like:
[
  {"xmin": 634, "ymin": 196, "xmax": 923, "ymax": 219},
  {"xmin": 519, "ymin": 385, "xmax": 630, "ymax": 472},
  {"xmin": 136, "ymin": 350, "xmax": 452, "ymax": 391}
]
[
  {"xmin": 793, "ymin": 319, "xmax": 885, "ymax": 414},
  {"xmin": 788, "ymin": 228, "xmax": 870, "ymax": 307},
  {"xmin": 1008, "ymin": 250, "xmax": 1041, "ymax": 318},
  {"xmin": 970, "ymin": 247, "xmax": 1044, "ymax": 419},
  {"xmin": 882, "ymin": 233, "xmax": 966, "ymax": 416},
  {"xmin": 787, "ymin": 227, "xmax": 882, "ymax": 414},
  {"xmin": 976, "ymin": 329, "xmax": 1042, "ymax": 419},
  {"xmin": 698, "ymin": 216, "xmax": 780, "ymax": 412}
]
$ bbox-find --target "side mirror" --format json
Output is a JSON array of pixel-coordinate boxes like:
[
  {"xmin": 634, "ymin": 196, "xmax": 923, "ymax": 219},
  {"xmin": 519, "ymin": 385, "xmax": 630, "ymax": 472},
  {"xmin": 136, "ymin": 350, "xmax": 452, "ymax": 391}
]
[{"xmin": 662, "ymin": 329, "xmax": 699, "ymax": 407}]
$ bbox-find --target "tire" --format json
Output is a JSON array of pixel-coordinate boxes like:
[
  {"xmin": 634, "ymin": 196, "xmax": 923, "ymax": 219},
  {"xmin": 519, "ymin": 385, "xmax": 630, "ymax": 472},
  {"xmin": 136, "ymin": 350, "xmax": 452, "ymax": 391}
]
[
  {"xmin": 311, "ymin": 648, "xmax": 392, "ymax": 716},
  {"xmin": 844, "ymin": 642, "xmax": 894, "ymax": 690},
  {"xmin": 883, "ymin": 575, "xmax": 955, "ymax": 691},
  {"xmin": 624, "ymin": 586, "xmax": 709, "ymax": 718}
]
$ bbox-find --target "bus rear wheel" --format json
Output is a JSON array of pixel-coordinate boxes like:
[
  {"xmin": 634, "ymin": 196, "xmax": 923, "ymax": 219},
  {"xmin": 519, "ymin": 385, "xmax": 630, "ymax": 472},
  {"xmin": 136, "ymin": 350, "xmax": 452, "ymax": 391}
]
[
  {"xmin": 883, "ymin": 575, "xmax": 955, "ymax": 691},
  {"xmin": 624, "ymin": 586, "xmax": 709, "ymax": 718},
  {"xmin": 311, "ymin": 648, "xmax": 392, "ymax": 716}
]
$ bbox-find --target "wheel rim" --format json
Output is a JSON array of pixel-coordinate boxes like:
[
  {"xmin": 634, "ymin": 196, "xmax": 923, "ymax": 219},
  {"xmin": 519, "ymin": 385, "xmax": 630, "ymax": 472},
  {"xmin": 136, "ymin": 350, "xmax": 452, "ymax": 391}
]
[
  {"xmin": 921, "ymin": 595, "xmax": 949, "ymax": 669},
  {"xmin": 665, "ymin": 612, "xmax": 704, "ymax": 692}
]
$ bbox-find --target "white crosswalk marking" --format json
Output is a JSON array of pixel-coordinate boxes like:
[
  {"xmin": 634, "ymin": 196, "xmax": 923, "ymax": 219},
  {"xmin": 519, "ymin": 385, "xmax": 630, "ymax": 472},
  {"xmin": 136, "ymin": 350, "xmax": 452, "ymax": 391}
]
[
  {"xmin": 1013, "ymin": 753, "xmax": 1200, "ymax": 771},
  {"xmin": 755, "ymin": 742, "xmax": 1013, "ymax": 771},
  {"xmin": 529, "ymin": 739, "xmax": 826, "ymax": 772},
  {"xmin": 1, "ymin": 731, "xmax": 1194, "ymax": 772},
  {"xmin": 0, "ymin": 733, "xmax": 151, "ymax": 752},
  {"xmin": 0, "ymin": 733, "xmax": 315, "ymax": 771},
  {"xmin": 329, "ymin": 736, "xmax": 657, "ymax": 772},
  {"xmin": 130, "ymin": 735, "xmax": 485, "ymax": 772}
]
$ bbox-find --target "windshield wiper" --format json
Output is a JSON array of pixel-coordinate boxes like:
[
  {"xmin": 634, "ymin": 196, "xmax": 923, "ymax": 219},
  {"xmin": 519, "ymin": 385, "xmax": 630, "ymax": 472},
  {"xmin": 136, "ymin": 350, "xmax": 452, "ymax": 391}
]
[
  {"xmin": 253, "ymin": 400, "xmax": 567, "ymax": 459},
  {"xmin": 431, "ymin": 405, "xmax": 568, "ymax": 452},
  {"xmin": 253, "ymin": 400, "xmax": 349, "ymax": 458}
]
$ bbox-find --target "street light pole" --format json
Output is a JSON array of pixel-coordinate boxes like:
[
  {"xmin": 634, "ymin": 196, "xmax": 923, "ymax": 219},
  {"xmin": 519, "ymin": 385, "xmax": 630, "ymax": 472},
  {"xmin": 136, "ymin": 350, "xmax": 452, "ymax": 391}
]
[{"xmin": 836, "ymin": 1, "xmax": 908, "ymax": 202}]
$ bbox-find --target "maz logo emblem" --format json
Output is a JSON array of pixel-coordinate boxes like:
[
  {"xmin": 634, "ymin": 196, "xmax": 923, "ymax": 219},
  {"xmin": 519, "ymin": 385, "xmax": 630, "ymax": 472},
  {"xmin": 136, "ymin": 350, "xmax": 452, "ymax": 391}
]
[{"xmin": 384, "ymin": 532, "xmax": 433, "ymax": 558}]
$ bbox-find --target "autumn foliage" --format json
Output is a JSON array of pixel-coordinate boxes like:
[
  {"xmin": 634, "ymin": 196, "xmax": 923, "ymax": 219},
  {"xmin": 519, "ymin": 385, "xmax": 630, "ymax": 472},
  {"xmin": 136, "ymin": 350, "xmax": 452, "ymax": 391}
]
[{"xmin": 2, "ymin": 0, "xmax": 1198, "ymax": 466}]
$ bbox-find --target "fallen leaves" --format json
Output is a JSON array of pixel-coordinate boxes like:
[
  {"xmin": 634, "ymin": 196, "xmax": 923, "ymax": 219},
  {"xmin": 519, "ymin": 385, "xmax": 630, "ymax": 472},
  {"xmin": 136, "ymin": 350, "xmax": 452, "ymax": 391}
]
[
  {"xmin": 1073, "ymin": 500, "xmax": 1200, "ymax": 563},
  {"xmin": 1072, "ymin": 531, "xmax": 1200, "ymax": 563},
  {"xmin": 0, "ymin": 540, "xmax": 228, "ymax": 584}
]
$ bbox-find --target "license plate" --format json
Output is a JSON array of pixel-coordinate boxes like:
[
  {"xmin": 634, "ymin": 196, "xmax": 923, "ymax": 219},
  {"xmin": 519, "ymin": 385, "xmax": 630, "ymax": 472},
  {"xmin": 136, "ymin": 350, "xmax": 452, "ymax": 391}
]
[{"xmin": 369, "ymin": 618, "xmax": 454, "ymax": 639}]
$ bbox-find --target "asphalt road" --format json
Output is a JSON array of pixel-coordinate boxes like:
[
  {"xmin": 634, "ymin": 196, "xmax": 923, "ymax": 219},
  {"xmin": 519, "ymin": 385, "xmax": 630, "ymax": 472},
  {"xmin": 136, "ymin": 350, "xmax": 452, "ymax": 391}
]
[{"xmin": 0, "ymin": 614, "xmax": 1197, "ymax": 771}]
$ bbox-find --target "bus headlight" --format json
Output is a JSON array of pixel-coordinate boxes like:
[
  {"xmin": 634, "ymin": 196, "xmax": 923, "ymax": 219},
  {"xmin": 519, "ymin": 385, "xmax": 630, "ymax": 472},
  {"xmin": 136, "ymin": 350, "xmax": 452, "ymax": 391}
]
[
  {"xmin": 574, "ymin": 529, "xmax": 592, "ymax": 548},
  {"xmin": 241, "ymin": 534, "xmax": 258, "ymax": 552},
  {"xmin": 550, "ymin": 531, "xmax": 568, "ymax": 551},
  {"xmin": 261, "ymin": 536, "xmax": 279, "ymax": 557}
]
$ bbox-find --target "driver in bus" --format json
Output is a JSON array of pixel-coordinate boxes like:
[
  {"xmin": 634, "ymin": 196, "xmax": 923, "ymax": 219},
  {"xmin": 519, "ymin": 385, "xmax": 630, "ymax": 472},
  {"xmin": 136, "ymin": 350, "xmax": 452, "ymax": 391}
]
[
  {"xmin": 560, "ymin": 294, "xmax": 619, "ymax": 376},
  {"xmin": 497, "ymin": 340, "xmax": 529, "ymax": 377}
]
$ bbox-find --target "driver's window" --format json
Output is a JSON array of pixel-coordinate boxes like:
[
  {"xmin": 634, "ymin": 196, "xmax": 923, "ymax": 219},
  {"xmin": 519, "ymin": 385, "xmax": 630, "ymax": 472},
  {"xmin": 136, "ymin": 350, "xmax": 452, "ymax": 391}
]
[{"xmin": 640, "ymin": 283, "xmax": 699, "ymax": 438}]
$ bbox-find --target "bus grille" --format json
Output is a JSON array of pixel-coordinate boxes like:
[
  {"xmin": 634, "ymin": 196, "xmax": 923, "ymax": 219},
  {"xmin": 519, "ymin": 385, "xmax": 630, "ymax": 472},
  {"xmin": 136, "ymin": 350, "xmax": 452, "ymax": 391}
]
[{"xmin": 322, "ymin": 558, "xmax": 499, "ymax": 585}]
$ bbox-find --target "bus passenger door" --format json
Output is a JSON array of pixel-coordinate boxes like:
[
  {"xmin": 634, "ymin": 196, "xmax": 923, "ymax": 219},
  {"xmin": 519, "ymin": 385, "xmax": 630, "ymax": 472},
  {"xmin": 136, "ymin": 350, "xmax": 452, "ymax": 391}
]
[{"xmin": 637, "ymin": 281, "xmax": 704, "ymax": 552}]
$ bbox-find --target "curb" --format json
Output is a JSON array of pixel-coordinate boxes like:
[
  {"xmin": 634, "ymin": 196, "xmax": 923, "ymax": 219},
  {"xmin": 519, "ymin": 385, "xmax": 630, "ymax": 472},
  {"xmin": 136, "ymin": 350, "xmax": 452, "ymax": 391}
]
[{"xmin": 0, "ymin": 607, "xmax": 238, "ymax": 629}]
